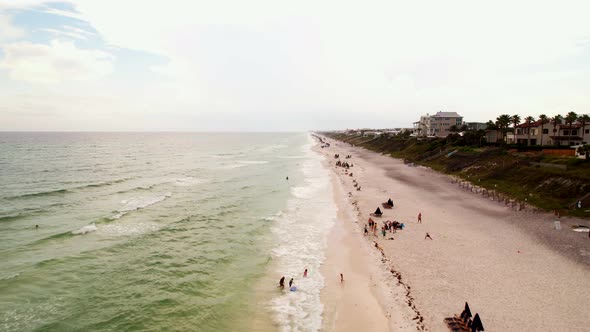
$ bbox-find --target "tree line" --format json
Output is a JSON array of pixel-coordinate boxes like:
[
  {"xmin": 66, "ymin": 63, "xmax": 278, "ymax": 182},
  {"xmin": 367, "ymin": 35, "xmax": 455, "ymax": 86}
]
[{"xmin": 447, "ymin": 111, "xmax": 590, "ymax": 157}]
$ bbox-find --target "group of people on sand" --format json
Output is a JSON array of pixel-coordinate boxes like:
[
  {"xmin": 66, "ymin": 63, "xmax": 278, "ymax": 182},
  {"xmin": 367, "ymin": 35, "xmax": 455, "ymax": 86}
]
[
  {"xmin": 335, "ymin": 160, "xmax": 352, "ymax": 169},
  {"xmin": 365, "ymin": 216, "xmax": 404, "ymax": 239},
  {"xmin": 365, "ymin": 218, "xmax": 379, "ymax": 236},
  {"xmin": 329, "ymin": 146, "xmax": 434, "ymax": 243},
  {"xmin": 362, "ymin": 196, "xmax": 432, "ymax": 244}
]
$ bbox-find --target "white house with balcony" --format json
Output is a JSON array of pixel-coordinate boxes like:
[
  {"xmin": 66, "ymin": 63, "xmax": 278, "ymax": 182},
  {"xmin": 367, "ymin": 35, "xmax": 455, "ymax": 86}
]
[{"xmin": 414, "ymin": 111, "xmax": 464, "ymax": 137}]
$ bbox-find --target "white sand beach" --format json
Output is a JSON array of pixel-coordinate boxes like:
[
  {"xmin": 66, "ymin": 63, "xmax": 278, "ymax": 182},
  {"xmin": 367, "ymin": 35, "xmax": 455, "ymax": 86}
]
[{"xmin": 317, "ymin": 136, "xmax": 590, "ymax": 331}]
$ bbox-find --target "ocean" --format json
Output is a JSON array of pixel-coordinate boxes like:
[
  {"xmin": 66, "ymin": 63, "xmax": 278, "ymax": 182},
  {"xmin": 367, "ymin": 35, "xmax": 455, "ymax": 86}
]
[{"xmin": 0, "ymin": 132, "xmax": 336, "ymax": 332}]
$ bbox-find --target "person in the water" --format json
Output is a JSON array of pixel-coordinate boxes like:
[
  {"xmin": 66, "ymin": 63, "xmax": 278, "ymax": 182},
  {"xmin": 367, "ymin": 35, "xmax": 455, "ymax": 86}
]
[{"xmin": 279, "ymin": 276, "xmax": 285, "ymax": 289}]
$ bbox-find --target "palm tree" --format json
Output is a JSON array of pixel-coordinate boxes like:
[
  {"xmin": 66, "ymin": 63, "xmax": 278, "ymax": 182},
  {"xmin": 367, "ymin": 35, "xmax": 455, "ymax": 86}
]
[
  {"xmin": 496, "ymin": 114, "xmax": 511, "ymax": 143},
  {"xmin": 564, "ymin": 111, "xmax": 578, "ymax": 146},
  {"xmin": 524, "ymin": 116, "xmax": 535, "ymax": 146},
  {"xmin": 538, "ymin": 114, "xmax": 548, "ymax": 146},
  {"xmin": 511, "ymin": 114, "xmax": 521, "ymax": 144},
  {"xmin": 551, "ymin": 114, "xmax": 563, "ymax": 146},
  {"xmin": 485, "ymin": 120, "xmax": 498, "ymax": 143},
  {"xmin": 579, "ymin": 114, "xmax": 590, "ymax": 144},
  {"xmin": 485, "ymin": 120, "xmax": 498, "ymax": 130}
]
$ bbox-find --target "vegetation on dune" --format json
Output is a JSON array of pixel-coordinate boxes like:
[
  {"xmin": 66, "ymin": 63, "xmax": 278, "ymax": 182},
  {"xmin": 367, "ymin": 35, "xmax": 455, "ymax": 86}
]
[{"xmin": 322, "ymin": 131, "xmax": 590, "ymax": 219}]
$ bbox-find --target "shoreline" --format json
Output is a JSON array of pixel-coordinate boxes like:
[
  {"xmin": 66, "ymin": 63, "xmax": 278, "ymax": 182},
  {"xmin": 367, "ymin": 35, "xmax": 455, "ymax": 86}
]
[
  {"xmin": 316, "ymin": 135, "xmax": 590, "ymax": 331},
  {"xmin": 318, "ymin": 158, "xmax": 389, "ymax": 332},
  {"xmin": 316, "ymin": 143, "xmax": 416, "ymax": 332}
]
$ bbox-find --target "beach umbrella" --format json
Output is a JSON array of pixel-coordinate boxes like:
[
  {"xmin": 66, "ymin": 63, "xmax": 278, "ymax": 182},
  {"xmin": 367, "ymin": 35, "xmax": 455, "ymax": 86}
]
[
  {"xmin": 461, "ymin": 302, "xmax": 472, "ymax": 321},
  {"xmin": 471, "ymin": 313, "xmax": 484, "ymax": 331},
  {"xmin": 461, "ymin": 302, "xmax": 471, "ymax": 318}
]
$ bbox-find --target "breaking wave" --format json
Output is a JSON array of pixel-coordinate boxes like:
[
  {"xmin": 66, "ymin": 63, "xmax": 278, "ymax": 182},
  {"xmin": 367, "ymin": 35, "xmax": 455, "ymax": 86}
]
[
  {"xmin": 111, "ymin": 193, "xmax": 172, "ymax": 219},
  {"xmin": 71, "ymin": 224, "xmax": 98, "ymax": 235},
  {"xmin": 7, "ymin": 189, "xmax": 69, "ymax": 200}
]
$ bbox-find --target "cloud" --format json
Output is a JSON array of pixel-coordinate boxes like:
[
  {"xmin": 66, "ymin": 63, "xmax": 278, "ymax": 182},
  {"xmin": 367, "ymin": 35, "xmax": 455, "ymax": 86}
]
[
  {"xmin": 0, "ymin": 14, "xmax": 25, "ymax": 42},
  {"xmin": 0, "ymin": 39, "xmax": 113, "ymax": 83},
  {"xmin": 1, "ymin": 0, "xmax": 590, "ymax": 131},
  {"xmin": 40, "ymin": 25, "xmax": 96, "ymax": 40}
]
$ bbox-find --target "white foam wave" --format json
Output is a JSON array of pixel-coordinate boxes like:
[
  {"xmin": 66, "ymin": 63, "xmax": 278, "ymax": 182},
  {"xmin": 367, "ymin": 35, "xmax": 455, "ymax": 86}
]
[
  {"xmin": 1, "ymin": 273, "xmax": 20, "ymax": 280},
  {"xmin": 256, "ymin": 144, "xmax": 288, "ymax": 153},
  {"xmin": 210, "ymin": 154, "xmax": 236, "ymax": 159},
  {"xmin": 269, "ymin": 134, "xmax": 336, "ymax": 331},
  {"xmin": 278, "ymin": 155, "xmax": 306, "ymax": 159},
  {"xmin": 111, "ymin": 193, "xmax": 172, "ymax": 219},
  {"xmin": 221, "ymin": 160, "xmax": 269, "ymax": 169},
  {"xmin": 239, "ymin": 160, "xmax": 269, "ymax": 165},
  {"xmin": 99, "ymin": 222, "xmax": 159, "ymax": 236},
  {"xmin": 174, "ymin": 177, "xmax": 207, "ymax": 187},
  {"xmin": 262, "ymin": 211, "xmax": 283, "ymax": 222},
  {"xmin": 72, "ymin": 223, "xmax": 97, "ymax": 235}
]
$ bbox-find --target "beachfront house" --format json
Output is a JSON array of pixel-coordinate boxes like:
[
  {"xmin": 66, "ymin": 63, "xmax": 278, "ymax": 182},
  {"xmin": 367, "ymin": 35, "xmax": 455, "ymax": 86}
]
[
  {"xmin": 513, "ymin": 116, "xmax": 590, "ymax": 146},
  {"xmin": 414, "ymin": 111, "xmax": 464, "ymax": 138}
]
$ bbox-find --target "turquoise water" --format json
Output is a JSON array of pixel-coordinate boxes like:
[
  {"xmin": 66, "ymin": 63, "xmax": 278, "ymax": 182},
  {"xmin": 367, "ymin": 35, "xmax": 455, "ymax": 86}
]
[{"xmin": 0, "ymin": 132, "xmax": 333, "ymax": 332}]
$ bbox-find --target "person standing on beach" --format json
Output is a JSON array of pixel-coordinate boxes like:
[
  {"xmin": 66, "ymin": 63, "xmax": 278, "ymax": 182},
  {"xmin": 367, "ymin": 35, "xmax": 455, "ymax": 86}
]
[
  {"xmin": 364, "ymin": 224, "xmax": 368, "ymax": 236},
  {"xmin": 303, "ymin": 269, "xmax": 308, "ymax": 277},
  {"xmin": 289, "ymin": 278, "xmax": 294, "ymax": 288},
  {"xmin": 340, "ymin": 273, "xmax": 344, "ymax": 283},
  {"xmin": 279, "ymin": 276, "xmax": 285, "ymax": 289},
  {"xmin": 418, "ymin": 212, "xmax": 422, "ymax": 223}
]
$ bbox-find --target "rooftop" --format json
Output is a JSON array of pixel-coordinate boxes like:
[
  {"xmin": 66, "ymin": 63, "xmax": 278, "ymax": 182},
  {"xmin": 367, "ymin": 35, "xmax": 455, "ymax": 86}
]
[{"xmin": 433, "ymin": 111, "xmax": 462, "ymax": 118}]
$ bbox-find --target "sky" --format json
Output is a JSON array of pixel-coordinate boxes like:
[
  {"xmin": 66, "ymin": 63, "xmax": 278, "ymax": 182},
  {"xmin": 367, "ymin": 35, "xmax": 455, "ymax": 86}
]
[{"xmin": 0, "ymin": 0, "xmax": 589, "ymax": 131}]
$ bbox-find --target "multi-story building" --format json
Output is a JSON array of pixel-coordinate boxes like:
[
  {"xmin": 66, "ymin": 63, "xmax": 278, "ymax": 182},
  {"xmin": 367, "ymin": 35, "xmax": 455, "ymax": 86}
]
[
  {"xmin": 505, "ymin": 116, "xmax": 589, "ymax": 146},
  {"xmin": 414, "ymin": 111, "xmax": 464, "ymax": 137}
]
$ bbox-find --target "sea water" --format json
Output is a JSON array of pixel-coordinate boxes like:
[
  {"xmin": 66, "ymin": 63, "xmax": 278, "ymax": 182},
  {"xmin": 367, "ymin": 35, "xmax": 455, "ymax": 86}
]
[{"xmin": 0, "ymin": 132, "xmax": 336, "ymax": 332}]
